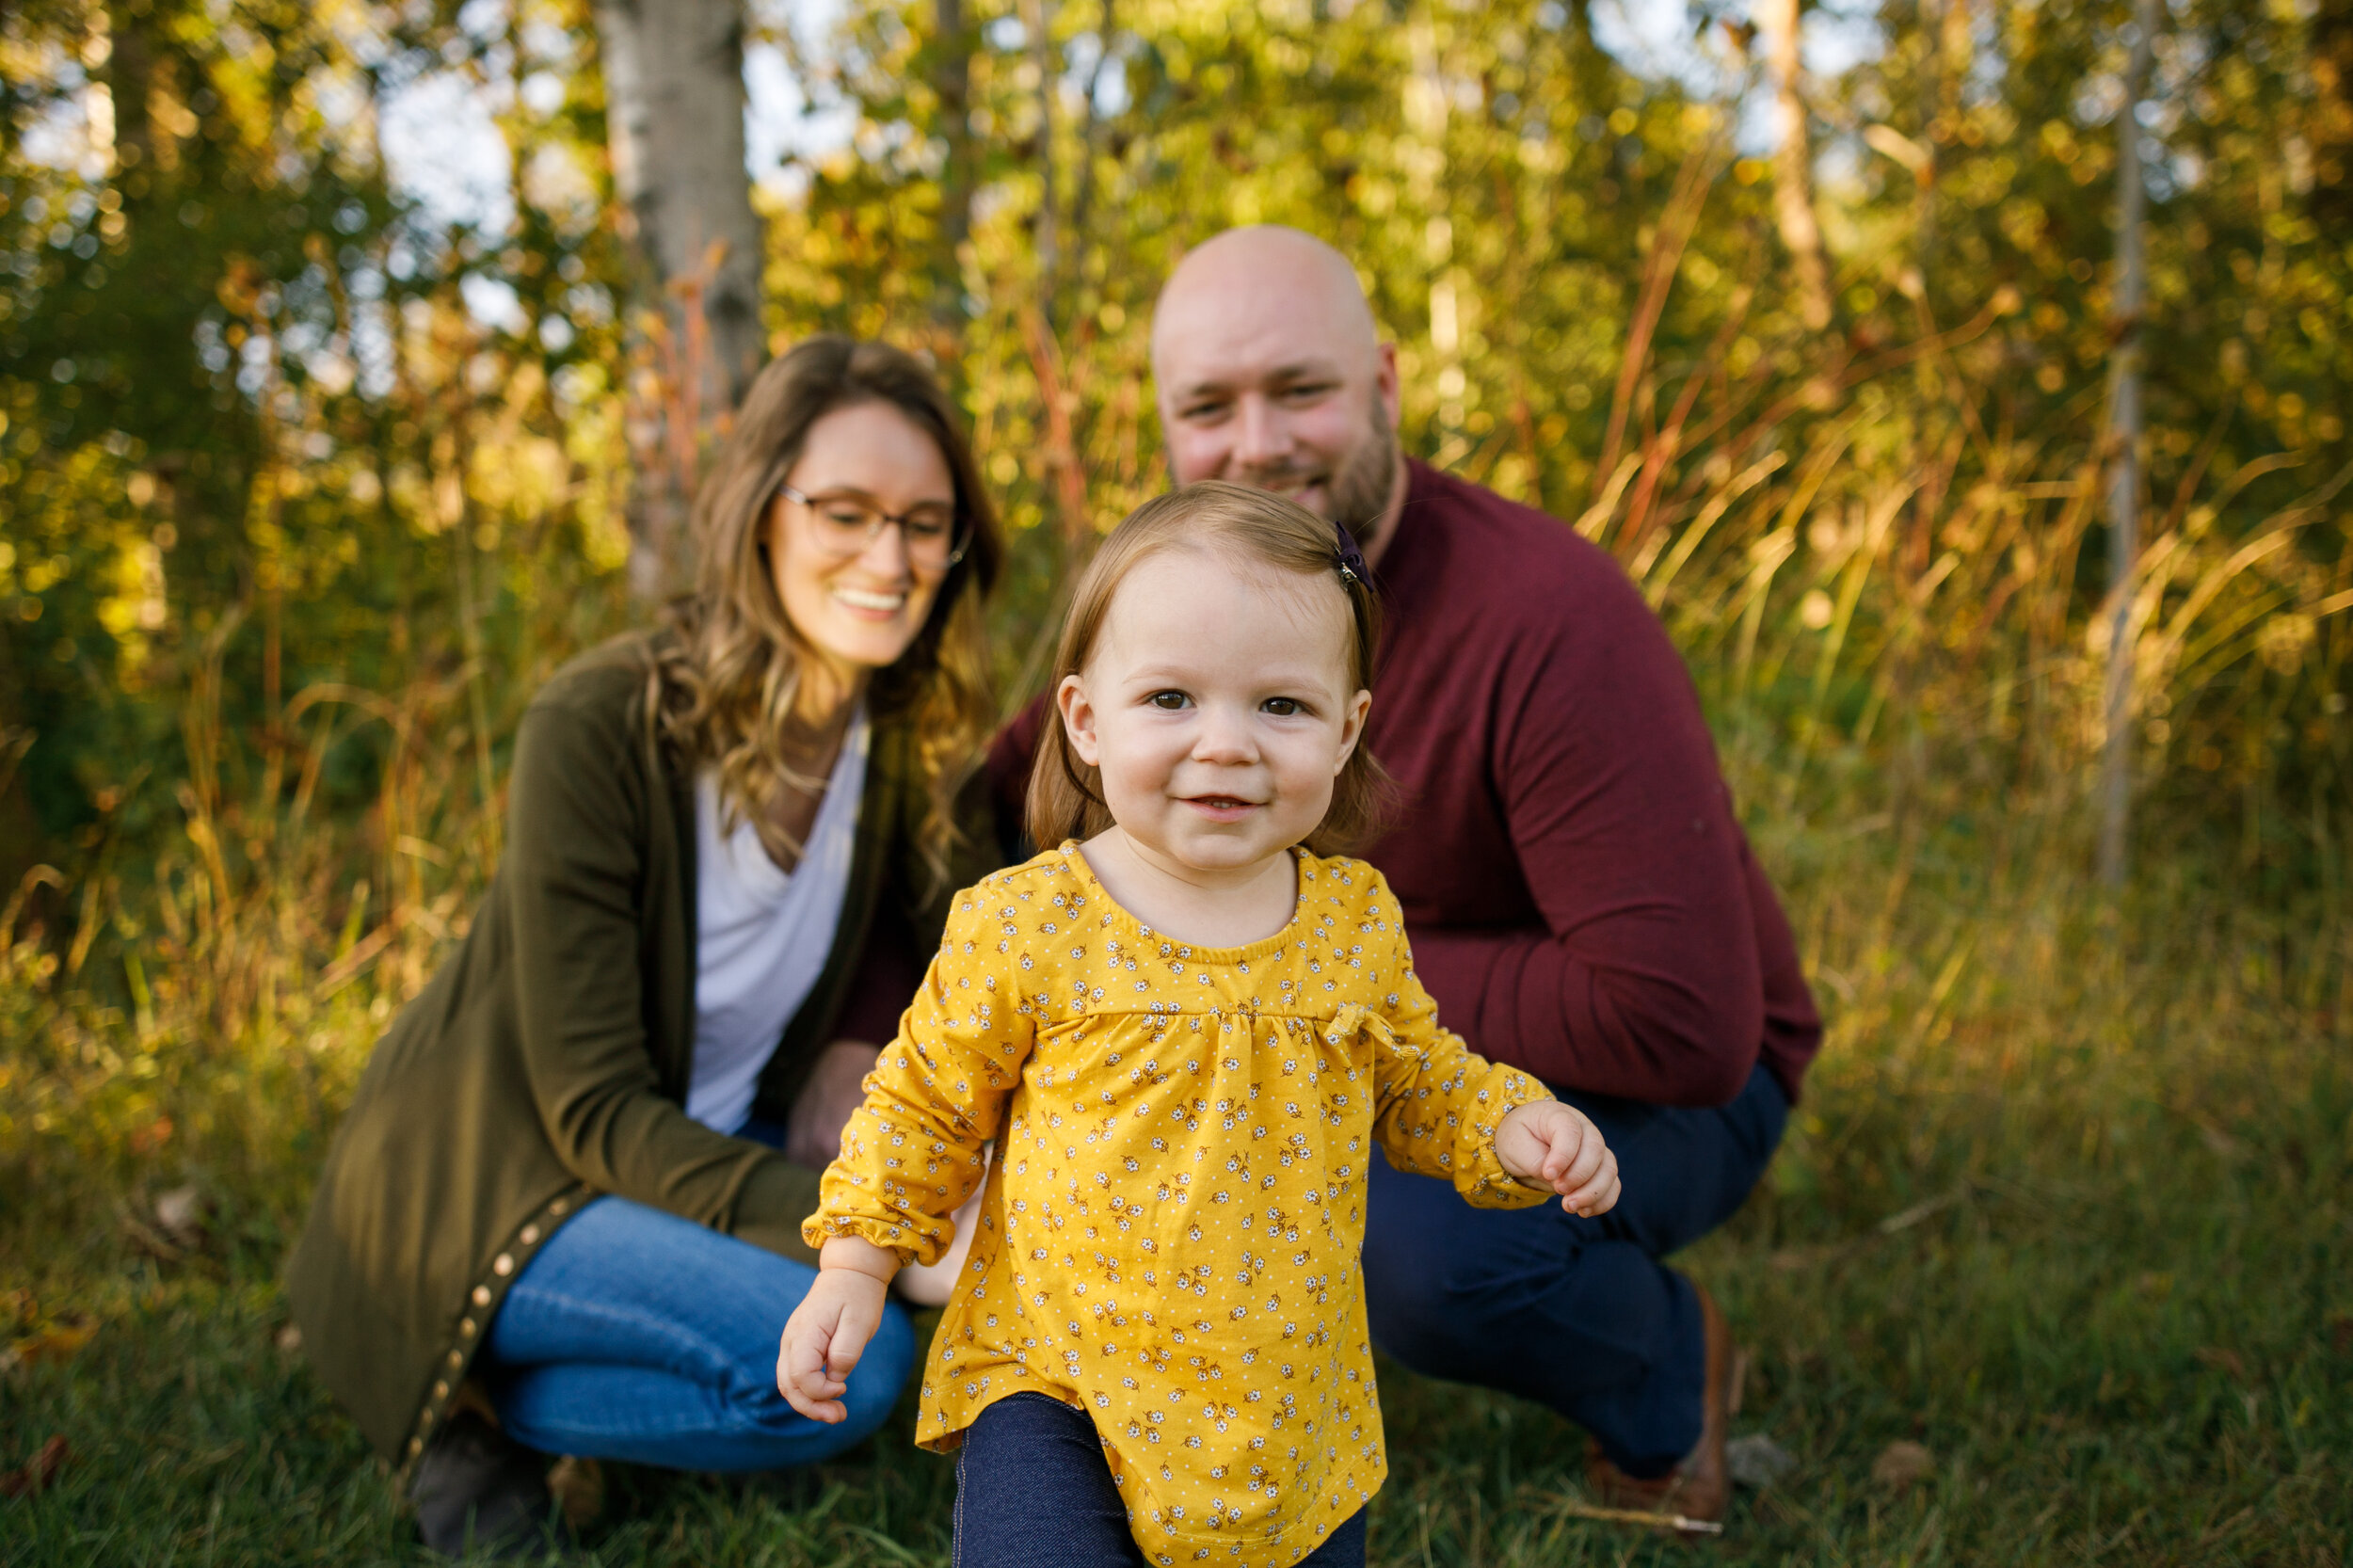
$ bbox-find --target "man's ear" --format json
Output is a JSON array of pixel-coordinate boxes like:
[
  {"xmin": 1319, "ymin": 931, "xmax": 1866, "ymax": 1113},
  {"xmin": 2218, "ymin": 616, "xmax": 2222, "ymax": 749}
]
[
  {"xmin": 1334, "ymin": 688, "xmax": 1373, "ymax": 774},
  {"xmin": 1056, "ymin": 674, "xmax": 1103, "ymax": 767},
  {"xmin": 1373, "ymin": 343, "xmax": 1401, "ymax": 432}
]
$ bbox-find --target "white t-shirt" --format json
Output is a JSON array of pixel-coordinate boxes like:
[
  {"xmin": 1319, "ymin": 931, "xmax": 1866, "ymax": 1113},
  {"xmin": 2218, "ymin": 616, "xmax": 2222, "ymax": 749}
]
[{"xmin": 683, "ymin": 706, "xmax": 869, "ymax": 1136}]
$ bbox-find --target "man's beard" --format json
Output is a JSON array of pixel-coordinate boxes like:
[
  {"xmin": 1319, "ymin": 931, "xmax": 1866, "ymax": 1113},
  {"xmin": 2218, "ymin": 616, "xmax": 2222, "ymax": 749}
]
[{"xmin": 1238, "ymin": 398, "xmax": 1400, "ymax": 544}]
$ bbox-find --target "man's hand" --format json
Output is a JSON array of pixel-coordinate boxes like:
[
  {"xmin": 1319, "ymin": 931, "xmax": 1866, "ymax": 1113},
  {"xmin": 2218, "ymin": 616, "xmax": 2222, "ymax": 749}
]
[
  {"xmin": 1496, "ymin": 1100, "xmax": 1621, "ymax": 1216},
  {"xmin": 784, "ymin": 1039, "xmax": 883, "ymax": 1170},
  {"xmin": 777, "ymin": 1237, "xmax": 898, "ymax": 1422}
]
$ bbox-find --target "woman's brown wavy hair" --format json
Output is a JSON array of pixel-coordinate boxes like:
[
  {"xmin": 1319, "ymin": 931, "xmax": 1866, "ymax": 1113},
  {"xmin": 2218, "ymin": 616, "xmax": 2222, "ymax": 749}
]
[
  {"xmin": 654, "ymin": 336, "xmax": 1001, "ymax": 891},
  {"xmin": 1026, "ymin": 480, "xmax": 1391, "ymax": 857}
]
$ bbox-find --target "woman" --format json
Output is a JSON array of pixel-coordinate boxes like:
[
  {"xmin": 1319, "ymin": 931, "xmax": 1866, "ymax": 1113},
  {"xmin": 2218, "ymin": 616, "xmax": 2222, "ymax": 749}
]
[{"xmin": 287, "ymin": 337, "xmax": 1003, "ymax": 1557}]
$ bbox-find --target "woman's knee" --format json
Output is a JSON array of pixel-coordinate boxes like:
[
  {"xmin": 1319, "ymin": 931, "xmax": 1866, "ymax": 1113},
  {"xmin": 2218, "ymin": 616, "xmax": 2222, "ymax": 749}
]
[{"xmin": 742, "ymin": 1301, "xmax": 914, "ymax": 1460}]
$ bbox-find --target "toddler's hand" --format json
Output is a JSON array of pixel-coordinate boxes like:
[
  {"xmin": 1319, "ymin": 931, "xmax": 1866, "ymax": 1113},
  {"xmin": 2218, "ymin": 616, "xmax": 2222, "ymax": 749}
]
[
  {"xmin": 1496, "ymin": 1100, "xmax": 1621, "ymax": 1216},
  {"xmin": 777, "ymin": 1239, "xmax": 897, "ymax": 1423}
]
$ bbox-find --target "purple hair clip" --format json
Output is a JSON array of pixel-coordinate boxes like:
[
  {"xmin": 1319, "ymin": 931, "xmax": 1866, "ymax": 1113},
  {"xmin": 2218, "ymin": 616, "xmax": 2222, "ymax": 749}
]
[{"xmin": 1334, "ymin": 523, "xmax": 1369, "ymax": 587}]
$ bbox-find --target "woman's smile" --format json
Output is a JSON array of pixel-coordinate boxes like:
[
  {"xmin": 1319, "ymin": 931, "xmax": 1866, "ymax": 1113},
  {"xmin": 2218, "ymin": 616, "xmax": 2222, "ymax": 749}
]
[{"xmin": 830, "ymin": 584, "xmax": 911, "ymax": 618}]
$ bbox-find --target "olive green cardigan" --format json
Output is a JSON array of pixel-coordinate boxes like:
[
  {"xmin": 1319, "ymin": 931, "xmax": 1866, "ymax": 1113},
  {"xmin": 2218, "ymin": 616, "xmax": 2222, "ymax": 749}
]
[{"xmin": 285, "ymin": 633, "xmax": 984, "ymax": 1469}]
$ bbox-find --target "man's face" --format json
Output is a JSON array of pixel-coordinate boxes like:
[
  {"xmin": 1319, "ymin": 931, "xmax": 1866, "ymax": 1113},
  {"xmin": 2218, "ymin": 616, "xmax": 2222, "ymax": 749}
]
[{"xmin": 1153, "ymin": 270, "xmax": 1401, "ymax": 538}]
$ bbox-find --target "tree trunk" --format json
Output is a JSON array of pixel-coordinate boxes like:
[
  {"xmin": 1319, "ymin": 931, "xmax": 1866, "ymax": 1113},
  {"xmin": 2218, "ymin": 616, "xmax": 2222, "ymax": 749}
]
[
  {"xmin": 594, "ymin": 0, "xmax": 765, "ymax": 595},
  {"xmin": 2313, "ymin": 0, "xmax": 2353, "ymax": 230},
  {"xmin": 1064, "ymin": 0, "xmax": 1114, "ymax": 297},
  {"xmin": 101, "ymin": 0, "xmax": 156, "ymax": 183},
  {"xmin": 929, "ymin": 0, "xmax": 978, "ymax": 337},
  {"xmin": 1020, "ymin": 0, "xmax": 1058, "ymax": 324},
  {"xmin": 1753, "ymin": 0, "xmax": 1833, "ymax": 331},
  {"xmin": 1913, "ymin": 0, "xmax": 1941, "ymax": 297},
  {"xmin": 2099, "ymin": 0, "xmax": 2159, "ymax": 888}
]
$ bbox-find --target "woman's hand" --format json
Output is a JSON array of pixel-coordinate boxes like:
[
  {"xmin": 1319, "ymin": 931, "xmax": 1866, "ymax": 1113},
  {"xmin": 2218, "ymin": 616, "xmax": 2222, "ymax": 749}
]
[
  {"xmin": 1496, "ymin": 1100, "xmax": 1622, "ymax": 1216},
  {"xmin": 785, "ymin": 1039, "xmax": 883, "ymax": 1169},
  {"xmin": 777, "ymin": 1237, "xmax": 900, "ymax": 1422}
]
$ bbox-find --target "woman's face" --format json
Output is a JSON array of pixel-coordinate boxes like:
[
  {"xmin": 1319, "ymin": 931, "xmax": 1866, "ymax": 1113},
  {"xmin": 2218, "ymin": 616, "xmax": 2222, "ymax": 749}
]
[{"xmin": 765, "ymin": 401, "xmax": 959, "ymax": 691}]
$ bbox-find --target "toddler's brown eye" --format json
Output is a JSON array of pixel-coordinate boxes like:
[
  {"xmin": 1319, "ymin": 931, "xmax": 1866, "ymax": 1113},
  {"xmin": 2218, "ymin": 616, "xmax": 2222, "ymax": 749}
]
[
  {"xmin": 1150, "ymin": 692, "xmax": 1189, "ymax": 711},
  {"xmin": 1262, "ymin": 697, "xmax": 1301, "ymax": 716}
]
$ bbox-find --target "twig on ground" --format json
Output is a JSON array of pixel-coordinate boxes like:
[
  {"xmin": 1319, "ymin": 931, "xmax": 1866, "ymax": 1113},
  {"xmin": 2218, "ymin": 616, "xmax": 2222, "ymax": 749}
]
[{"xmin": 1558, "ymin": 1499, "xmax": 1725, "ymax": 1535}]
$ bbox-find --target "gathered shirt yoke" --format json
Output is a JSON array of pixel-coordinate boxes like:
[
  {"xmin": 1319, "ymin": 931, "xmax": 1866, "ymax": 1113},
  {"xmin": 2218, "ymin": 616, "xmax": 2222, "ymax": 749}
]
[{"xmin": 809, "ymin": 844, "xmax": 1553, "ymax": 1568}]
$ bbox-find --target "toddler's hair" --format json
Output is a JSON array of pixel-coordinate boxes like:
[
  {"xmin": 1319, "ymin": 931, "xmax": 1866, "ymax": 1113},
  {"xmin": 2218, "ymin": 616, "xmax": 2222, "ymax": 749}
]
[{"xmin": 1027, "ymin": 479, "xmax": 1393, "ymax": 856}]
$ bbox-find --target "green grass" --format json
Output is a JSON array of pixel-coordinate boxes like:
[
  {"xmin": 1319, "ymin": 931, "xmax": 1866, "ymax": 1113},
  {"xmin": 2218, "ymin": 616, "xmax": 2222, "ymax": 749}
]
[{"xmin": 7, "ymin": 791, "xmax": 2349, "ymax": 1567}]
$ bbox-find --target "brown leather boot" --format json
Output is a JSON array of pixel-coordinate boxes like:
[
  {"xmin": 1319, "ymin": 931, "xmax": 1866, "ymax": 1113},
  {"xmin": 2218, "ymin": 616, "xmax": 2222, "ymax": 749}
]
[
  {"xmin": 1584, "ymin": 1280, "xmax": 1732, "ymax": 1531},
  {"xmin": 410, "ymin": 1409, "xmax": 578, "ymax": 1560}
]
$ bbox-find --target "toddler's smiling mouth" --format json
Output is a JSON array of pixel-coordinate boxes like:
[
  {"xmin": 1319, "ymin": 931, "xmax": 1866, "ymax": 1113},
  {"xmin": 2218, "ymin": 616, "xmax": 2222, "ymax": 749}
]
[{"xmin": 1183, "ymin": 794, "xmax": 1262, "ymax": 821}]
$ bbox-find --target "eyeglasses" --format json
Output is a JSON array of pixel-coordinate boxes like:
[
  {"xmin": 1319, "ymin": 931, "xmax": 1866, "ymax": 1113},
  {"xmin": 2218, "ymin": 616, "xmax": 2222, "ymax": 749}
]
[{"xmin": 776, "ymin": 484, "xmax": 968, "ymax": 571}]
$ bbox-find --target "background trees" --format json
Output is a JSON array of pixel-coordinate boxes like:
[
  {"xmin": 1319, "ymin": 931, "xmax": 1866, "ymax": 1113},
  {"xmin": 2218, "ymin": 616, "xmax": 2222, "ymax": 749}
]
[{"xmin": 2, "ymin": 0, "xmax": 2343, "ymax": 904}]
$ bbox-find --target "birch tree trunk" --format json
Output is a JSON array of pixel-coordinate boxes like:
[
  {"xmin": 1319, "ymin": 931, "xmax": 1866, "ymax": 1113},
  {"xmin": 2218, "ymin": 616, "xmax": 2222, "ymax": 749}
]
[
  {"xmin": 1753, "ymin": 0, "xmax": 1833, "ymax": 331},
  {"xmin": 2099, "ymin": 0, "xmax": 2160, "ymax": 888},
  {"xmin": 594, "ymin": 0, "xmax": 766, "ymax": 596}
]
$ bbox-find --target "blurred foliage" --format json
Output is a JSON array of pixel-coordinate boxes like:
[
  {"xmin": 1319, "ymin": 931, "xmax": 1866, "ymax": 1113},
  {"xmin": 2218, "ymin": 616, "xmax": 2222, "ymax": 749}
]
[{"xmin": 2, "ymin": 0, "xmax": 2349, "ymax": 1200}]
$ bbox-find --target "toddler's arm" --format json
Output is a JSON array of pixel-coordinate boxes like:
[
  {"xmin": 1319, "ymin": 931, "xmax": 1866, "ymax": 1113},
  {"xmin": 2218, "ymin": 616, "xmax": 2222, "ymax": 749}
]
[
  {"xmin": 800, "ymin": 884, "xmax": 1037, "ymax": 1268},
  {"xmin": 1495, "ymin": 1099, "xmax": 1621, "ymax": 1215},
  {"xmin": 777, "ymin": 1236, "xmax": 899, "ymax": 1422},
  {"xmin": 1363, "ymin": 888, "xmax": 1557, "ymax": 1206}
]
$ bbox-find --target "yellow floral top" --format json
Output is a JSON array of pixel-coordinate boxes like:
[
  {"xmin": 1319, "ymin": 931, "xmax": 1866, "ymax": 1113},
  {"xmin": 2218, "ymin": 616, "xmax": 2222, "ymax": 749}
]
[{"xmin": 807, "ymin": 845, "xmax": 1553, "ymax": 1568}]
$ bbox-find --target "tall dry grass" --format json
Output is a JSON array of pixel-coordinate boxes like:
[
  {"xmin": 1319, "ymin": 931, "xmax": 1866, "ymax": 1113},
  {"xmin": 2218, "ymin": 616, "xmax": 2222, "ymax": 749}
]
[{"xmin": 4, "ymin": 266, "xmax": 2347, "ymax": 1291}]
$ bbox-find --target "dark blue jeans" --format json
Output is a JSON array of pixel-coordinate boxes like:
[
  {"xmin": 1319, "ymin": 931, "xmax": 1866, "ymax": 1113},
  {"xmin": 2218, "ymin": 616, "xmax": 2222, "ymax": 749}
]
[
  {"xmin": 1363, "ymin": 1062, "xmax": 1788, "ymax": 1477},
  {"xmin": 476, "ymin": 1193, "xmax": 917, "ymax": 1470},
  {"xmin": 952, "ymin": 1393, "xmax": 1367, "ymax": 1568}
]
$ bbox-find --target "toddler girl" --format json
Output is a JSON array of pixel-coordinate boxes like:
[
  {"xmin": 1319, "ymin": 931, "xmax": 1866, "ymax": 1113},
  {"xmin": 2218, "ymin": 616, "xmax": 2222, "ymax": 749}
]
[{"xmin": 778, "ymin": 481, "xmax": 1620, "ymax": 1568}]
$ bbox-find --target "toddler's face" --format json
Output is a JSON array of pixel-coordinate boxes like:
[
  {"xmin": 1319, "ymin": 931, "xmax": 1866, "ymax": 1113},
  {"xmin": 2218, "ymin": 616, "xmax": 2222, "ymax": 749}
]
[{"xmin": 1058, "ymin": 548, "xmax": 1369, "ymax": 882}]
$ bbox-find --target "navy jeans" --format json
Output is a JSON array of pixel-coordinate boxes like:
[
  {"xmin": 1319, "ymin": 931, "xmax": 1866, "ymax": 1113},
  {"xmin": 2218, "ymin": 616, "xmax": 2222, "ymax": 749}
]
[
  {"xmin": 1363, "ymin": 1062, "xmax": 1788, "ymax": 1476},
  {"xmin": 952, "ymin": 1393, "xmax": 1367, "ymax": 1568},
  {"xmin": 476, "ymin": 1193, "xmax": 917, "ymax": 1470}
]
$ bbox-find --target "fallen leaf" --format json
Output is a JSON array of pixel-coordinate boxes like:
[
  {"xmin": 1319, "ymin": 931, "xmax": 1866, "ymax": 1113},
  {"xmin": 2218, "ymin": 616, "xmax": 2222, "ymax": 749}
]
[
  {"xmin": 546, "ymin": 1455, "xmax": 605, "ymax": 1530},
  {"xmin": 0, "ymin": 1436, "xmax": 69, "ymax": 1500},
  {"xmin": 1870, "ymin": 1439, "xmax": 1935, "ymax": 1495},
  {"xmin": 152, "ymin": 1185, "xmax": 208, "ymax": 1251},
  {"xmin": 2195, "ymin": 1346, "xmax": 2248, "ymax": 1382},
  {"xmin": 2192, "ymin": 1118, "xmax": 2241, "ymax": 1160},
  {"xmin": 1725, "ymin": 1433, "xmax": 1797, "ymax": 1489},
  {"xmin": 9, "ymin": 1317, "xmax": 96, "ymax": 1368},
  {"xmin": 127, "ymin": 1115, "xmax": 174, "ymax": 1155}
]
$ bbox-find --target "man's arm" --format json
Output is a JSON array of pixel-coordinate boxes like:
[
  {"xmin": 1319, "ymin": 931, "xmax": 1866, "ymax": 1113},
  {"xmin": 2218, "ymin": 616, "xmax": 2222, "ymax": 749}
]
[{"xmin": 1401, "ymin": 588, "xmax": 1801, "ymax": 1109}]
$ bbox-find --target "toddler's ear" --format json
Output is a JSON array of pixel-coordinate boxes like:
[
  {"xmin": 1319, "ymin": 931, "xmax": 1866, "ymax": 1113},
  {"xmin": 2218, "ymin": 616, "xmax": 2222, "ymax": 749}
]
[
  {"xmin": 1333, "ymin": 688, "xmax": 1373, "ymax": 773},
  {"xmin": 1056, "ymin": 674, "xmax": 1104, "ymax": 766}
]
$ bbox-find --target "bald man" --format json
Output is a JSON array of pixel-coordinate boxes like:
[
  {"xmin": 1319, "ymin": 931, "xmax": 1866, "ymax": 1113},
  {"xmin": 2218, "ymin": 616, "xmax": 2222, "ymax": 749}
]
[{"xmin": 989, "ymin": 226, "xmax": 1821, "ymax": 1527}]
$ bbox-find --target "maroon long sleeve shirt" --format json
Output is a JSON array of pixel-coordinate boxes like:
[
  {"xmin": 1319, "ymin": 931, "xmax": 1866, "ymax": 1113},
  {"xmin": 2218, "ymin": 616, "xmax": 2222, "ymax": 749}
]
[{"xmin": 989, "ymin": 459, "xmax": 1821, "ymax": 1107}]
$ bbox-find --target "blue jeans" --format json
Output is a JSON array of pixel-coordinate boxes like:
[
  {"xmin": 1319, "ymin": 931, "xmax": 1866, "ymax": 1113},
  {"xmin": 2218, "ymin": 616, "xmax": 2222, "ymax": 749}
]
[
  {"xmin": 477, "ymin": 1193, "xmax": 917, "ymax": 1471},
  {"xmin": 952, "ymin": 1393, "xmax": 1367, "ymax": 1568},
  {"xmin": 1363, "ymin": 1062, "xmax": 1788, "ymax": 1477}
]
